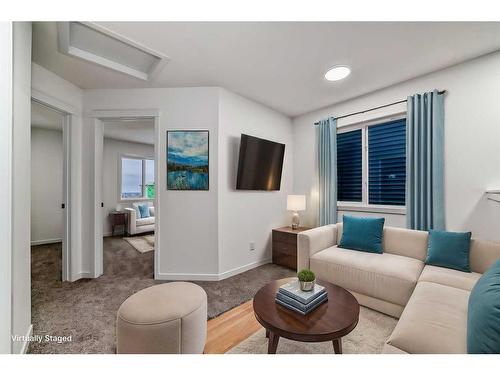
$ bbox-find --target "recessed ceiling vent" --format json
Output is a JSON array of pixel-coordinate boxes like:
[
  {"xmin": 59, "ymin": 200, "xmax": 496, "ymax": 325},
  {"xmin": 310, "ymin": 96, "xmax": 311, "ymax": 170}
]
[{"xmin": 57, "ymin": 22, "xmax": 169, "ymax": 81}]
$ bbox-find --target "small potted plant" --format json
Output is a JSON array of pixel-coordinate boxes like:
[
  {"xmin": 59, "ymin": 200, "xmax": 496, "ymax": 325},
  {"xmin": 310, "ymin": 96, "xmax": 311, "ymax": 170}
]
[{"xmin": 297, "ymin": 269, "xmax": 316, "ymax": 292}]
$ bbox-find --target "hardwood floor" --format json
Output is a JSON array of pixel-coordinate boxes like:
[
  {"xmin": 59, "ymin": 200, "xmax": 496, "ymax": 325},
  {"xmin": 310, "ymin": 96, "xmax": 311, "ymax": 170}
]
[{"xmin": 204, "ymin": 300, "xmax": 261, "ymax": 354}]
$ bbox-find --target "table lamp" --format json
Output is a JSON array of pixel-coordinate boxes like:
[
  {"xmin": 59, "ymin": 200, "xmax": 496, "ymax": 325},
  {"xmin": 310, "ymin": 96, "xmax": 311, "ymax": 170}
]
[{"xmin": 287, "ymin": 195, "xmax": 306, "ymax": 229}]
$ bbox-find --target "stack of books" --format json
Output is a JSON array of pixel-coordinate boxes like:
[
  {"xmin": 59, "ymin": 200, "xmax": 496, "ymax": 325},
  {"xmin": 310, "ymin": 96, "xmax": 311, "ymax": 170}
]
[{"xmin": 275, "ymin": 279, "xmax": 328, "ymax": 315}]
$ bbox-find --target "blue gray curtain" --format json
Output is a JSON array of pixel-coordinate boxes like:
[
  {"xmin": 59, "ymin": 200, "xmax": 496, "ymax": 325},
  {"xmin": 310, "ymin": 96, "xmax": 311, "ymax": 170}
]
[
  {"xmin": 318, "ymin": 117, "xmax": 337, "ymax": 226},
  {"xmin": 406, "ymin": 90, "xmax": 445, "ymax": 230}
]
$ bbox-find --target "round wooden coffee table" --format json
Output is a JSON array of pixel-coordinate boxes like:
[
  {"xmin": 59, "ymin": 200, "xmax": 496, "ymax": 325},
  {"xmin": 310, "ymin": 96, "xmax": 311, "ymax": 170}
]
[{"xmin": 253, "ymin": 278, "xmax": 360, "ymax": 354}]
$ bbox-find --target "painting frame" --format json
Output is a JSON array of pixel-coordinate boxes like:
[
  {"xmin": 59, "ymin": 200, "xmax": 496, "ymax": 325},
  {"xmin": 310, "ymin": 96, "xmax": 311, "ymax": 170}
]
[{"xmin": 166, "ymin": 130, "xmax": 209, "ymax": 191}]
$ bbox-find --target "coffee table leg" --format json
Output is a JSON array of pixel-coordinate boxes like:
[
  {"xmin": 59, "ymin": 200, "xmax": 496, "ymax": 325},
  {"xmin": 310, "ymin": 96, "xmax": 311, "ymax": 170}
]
[
  {"xmin": 332, "ymin": 338, "xmax": 342, "ymax": 354},
  {"xmin": 267, "ymin": 331, "xmax": 280, "ymax": 354}
]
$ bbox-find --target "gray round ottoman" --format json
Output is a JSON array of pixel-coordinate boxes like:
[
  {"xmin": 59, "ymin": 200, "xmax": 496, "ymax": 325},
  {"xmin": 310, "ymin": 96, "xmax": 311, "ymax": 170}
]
[{"xmin": 116, "ymin": 282, "xmax": 207, "ymax": 354}]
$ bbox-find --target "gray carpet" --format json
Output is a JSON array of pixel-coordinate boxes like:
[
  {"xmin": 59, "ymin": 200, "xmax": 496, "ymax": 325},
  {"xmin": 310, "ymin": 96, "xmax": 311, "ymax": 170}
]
[
  {"xmin": 30, "ymin": 237, "xmax": 294, "ymax": 354},
  {"xmin": 228, "ymin": 306, "xmax": 398, "ymax": 354}
]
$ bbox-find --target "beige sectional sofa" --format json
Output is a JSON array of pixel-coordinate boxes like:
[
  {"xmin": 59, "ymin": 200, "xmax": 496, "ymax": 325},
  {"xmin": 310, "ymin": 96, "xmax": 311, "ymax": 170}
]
[{"xmin": 297, "ymin": 223, "xmax": 500, "ymax": 354}]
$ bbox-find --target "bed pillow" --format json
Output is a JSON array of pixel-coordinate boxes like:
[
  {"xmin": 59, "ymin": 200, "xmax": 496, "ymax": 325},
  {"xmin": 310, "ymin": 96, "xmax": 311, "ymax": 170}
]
[
  {"xmin": 425, "ymin": 229, "xmax": 471, "ymax": 272},
  {"xmin": 339, "ymin": 215, "xmax": 385, "ymax": 253}
]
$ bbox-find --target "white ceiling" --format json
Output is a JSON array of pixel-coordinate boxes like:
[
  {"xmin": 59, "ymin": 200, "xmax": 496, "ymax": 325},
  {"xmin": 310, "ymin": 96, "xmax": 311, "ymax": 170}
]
[
  {"xmin": 32, "ymin": 22, "xmax": 500, "ymax": 117},
  {"xmin": 31, "ymin": 100, "xmax": 63, "ymax": 130},
  {"xmin": 103, "ymin": 120, "xmax": 155, "ymax": 145}
]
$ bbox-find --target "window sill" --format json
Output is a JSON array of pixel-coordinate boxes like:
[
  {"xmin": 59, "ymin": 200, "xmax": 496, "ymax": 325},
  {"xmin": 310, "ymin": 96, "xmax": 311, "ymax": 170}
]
[
  {"xmin": 119, "ymin": 197, "xmax": 154, "ymax": 203},
  {"xmin": 338, "ymin": 203, "xmax": 406, "ymax": 216}
]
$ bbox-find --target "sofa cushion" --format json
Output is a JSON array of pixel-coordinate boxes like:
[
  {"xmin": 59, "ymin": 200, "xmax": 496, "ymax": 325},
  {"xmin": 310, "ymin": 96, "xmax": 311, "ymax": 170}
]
[
  {"xmin": 467, "ymin": 259, "xmax": 500, "ymax": 354},
  {"xmin": 338, "ymin": 215, "xmax": 385, "ymax": 253},
  {"xmin": 310, "ymin": 246, "xmax": 424, "ymax": 306},
  {"xmin": 382, "ymin": 343, "xmax": 409, "ymax": 354},
  {"xmin": 137, "ymin": 217, "xmax": 155, "ymax": 226},
  {"xmin": 386, "ymin": 281, "xmax": 469, "ymax": 353},
  {"xmin": 149, "ymin": 207, "xmax": 155, "ymax": 217},
  {"xmin": 337, "ymin": 223, "xmax": 429, "ymax": 261},
  {"xmin": 426, "ymin": 229, "xmax": 472, "ymax": 272},
  {"xmin": 469, "ymin": 238, "xmax": 500, "ymax": 274},
  {"xmin": 419, "ymin": 265, "xmax": 481, "ymax": 291}
]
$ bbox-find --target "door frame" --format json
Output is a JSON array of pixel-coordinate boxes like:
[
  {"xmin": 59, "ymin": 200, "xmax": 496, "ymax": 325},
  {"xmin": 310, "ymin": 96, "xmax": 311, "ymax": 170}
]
[
  {"xmin": 90, "ymin": 109, "xmax": 160, "ymax": 279},
  {"xmin": 31, "ymin": 91, "xmax": 74, "ymax": 282},
  {"xmin": 0, "ymin": 21, "xmax": 13, "ymax": 353}
]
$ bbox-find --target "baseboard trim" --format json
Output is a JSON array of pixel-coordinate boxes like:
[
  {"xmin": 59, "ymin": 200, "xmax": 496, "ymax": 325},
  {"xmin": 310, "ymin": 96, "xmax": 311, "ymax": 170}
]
[
  {"xmin": 19, "ymin": 324, "xmax": 33, "ymax": 354},
  {"xmin": 218, "ymin": 258, "xmax": 271, "ymax": 281},
  {"xmin": 156, "ymin": 258, "xmax": 271, "ymax": 281},
  {"xmin": 72, "ymin": 271, "xmax": 93, "ymax": 281},
  {"xmin": 156, "ymin": 272, "xmax": 219, "ymax": 281},
  {"xmin": 31, "ymin": 238, "xmax": 62, "ymax": 246}
]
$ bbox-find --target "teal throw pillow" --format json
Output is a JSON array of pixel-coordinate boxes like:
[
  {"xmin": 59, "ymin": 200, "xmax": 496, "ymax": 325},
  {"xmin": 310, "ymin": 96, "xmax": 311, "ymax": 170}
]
[
  {"xmin": 138, "ymin": 204, "xmax": 150, "ymax": 218},
  {"xmin": 425, "ymin": 229, "xmax": 471, "ymax": 272},
  {"xmin": 467, "ymin": 259, "xmax": 500, "ymax": 354},
  {"xmin": 339, "ymin": 215, "xmax": 385, "ymax": 254}
]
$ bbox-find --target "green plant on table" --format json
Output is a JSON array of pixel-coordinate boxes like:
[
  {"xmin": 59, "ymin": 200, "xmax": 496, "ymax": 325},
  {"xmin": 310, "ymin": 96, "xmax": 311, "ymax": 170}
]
[{"xmin": 297, "ymin": 269, "xmax": 315, "ymax": 282}]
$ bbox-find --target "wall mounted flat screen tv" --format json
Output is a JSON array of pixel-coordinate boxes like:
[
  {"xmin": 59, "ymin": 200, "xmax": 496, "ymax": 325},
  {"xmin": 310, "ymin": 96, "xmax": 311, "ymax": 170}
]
[{"xmin": 236, "ymin": 134, "xmax": 285, "ymax": 191}]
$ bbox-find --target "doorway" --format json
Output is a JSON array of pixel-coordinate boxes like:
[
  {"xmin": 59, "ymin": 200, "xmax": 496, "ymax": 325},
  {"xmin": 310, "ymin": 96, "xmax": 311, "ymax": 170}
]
[
  {"xmin": 30, "ymin": 99, "xmax": 72, "ymax": 281},
  {"xmin": 91, "ymin": 110, "xmax": 160, "ymax": 279}
]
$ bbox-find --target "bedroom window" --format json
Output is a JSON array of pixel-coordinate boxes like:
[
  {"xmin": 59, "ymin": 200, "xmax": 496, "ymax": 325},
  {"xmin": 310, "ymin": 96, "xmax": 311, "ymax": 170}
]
[
  {"xmin": 337, "ymin": 117, "xmax": 406, "ymax": 209},
  {"xmin": 120, "ymin": 156, "xmax": 155, "ymax": 200}
]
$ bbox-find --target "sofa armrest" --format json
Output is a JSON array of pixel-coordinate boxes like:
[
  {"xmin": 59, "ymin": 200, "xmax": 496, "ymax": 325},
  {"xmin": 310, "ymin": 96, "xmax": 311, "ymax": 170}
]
[
  {"xmin": 124, "ymin": 208, "xmax": 136, "ymax": 235},
  {"xmin": 297, "ymin": 224, "xmax": 338, "ymax": 270}
]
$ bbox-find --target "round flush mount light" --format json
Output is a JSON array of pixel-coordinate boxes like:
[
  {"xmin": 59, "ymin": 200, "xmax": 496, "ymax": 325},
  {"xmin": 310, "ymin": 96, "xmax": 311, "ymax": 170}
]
[{"xmin": 324, "ymin": 65, "xmax": 351, "ymax": 81}]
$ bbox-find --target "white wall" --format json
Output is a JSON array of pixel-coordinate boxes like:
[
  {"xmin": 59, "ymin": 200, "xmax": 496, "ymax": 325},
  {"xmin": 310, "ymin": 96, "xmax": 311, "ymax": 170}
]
[
  {"xmin": 293, "ymin": 52, "xmax": 500, "ymax": 241},
  {"xmin": 32, "ymin": 63, "xmax": 83, "ymax": 110},
  {"xmin": 82, "ymin": 87, "xmax": 294, "ymax": 280},
  {"xmin": 31, "ymin": 62, "xmax": 84, "ymax": 280},
  {"xmin": 83, "ymin": 87, "xmax": 220, "ymax": 279},
  {"xmin": 218, "ymin": 89, "xmax": 293, "ymax": 277},
  {"xmin": 102, "ymin": 138, "xmax": 154, "ymax": 235},
  {"xmin": 11, "ymin": 22, "xmax": 32, "ymax": 354},
  {"xmin": 0, "ymin": 21, "xmax": 13, "ymax": 354},
  {"xmin": 31, "ymin": 128, "xmax": 63, "ymax": 245}
]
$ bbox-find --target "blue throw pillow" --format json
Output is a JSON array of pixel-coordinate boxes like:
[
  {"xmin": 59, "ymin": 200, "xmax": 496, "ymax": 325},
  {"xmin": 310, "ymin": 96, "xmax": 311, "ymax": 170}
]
[
  {"xmin": 425, "ymin": 230, "xmax": 471, "ymax": 272},
  {"xmin": 467, "ymin": 259, "xmax": 500, "ymax": 354},
  {"xmin": 138, "ymin": 204, "xmax": 150, "ymax": 218},
  {"xmin": 339, "ymin": 215, "xmax": 385, "ymax": 253}
]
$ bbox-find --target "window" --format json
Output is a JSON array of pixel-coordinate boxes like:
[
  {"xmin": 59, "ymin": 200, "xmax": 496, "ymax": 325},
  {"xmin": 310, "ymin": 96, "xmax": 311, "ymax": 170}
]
[
  {"xmin": 144, "ymin": 159, "xmax": 155, "ymax": 199},
  {"xmin": 337, "ymin": 117, "xmax": 406, "ymax": 207},
  {"xmin": 337, "ymin": 130, "xmax": 362, "ymax": 202},
  {"xmin": 120, "ymin": 156, "xmax": 155, "ymax": 199},
  {"xmin": 368, "ymin": 120, "xmax": 406, "ymax": 205}
]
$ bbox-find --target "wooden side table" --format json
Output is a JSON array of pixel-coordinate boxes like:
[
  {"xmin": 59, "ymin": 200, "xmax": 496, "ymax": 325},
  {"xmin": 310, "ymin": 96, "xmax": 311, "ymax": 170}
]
[
  {"xmin": 109, "ymin": 211, "xmax": 128, "ymax": 236},
  {"xmin": 272, "ymin": 226, "xmax": 311, "ymax": 271}
]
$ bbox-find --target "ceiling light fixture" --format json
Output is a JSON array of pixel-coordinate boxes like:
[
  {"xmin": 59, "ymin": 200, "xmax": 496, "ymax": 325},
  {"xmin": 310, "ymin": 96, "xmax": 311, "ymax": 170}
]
[{"xmin": 324, "ymin": 66, "xmax": 351, "ymax": 81}]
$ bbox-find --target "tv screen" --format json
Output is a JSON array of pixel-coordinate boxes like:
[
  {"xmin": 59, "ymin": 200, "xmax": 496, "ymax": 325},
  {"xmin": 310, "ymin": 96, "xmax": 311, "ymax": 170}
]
[{"xmin": 236, "ymin": 134, "xmax": 285, "ymax": 190}]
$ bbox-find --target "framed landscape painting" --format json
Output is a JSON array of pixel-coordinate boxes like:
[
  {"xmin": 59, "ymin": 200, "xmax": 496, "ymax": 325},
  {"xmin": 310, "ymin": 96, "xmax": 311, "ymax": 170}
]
[{"xmin": 167, "ymin": 130, "xmax": 209, "ymax": 190}]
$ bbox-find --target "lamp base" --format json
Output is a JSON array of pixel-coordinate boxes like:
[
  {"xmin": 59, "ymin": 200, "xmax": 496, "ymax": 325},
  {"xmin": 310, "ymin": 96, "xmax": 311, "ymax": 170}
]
[{"xmin": 291, "ymin": 211, "xmax": 300, "ymax": 230}]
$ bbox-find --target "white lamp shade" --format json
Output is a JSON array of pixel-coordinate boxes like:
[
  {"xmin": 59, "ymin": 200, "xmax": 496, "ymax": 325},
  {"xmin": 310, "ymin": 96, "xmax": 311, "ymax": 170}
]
[{"xmin": 287, "ymin": 195, "xmax": 306, "ymax": 211}]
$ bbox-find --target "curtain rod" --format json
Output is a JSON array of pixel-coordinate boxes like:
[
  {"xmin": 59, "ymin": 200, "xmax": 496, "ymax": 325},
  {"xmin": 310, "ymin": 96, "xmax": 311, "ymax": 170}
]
[{"xmin": 313, "ymin": 90, "xmax": 446, "ymax": 125}]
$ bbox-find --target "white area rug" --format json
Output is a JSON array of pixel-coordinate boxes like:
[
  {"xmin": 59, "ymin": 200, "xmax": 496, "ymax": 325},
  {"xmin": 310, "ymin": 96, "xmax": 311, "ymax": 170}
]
[
  {"xmin": 228, "ymin": 306, "xmax": 397, "ymax": 354},
  {"xmin": 124, "ymin": 235, "xmax": 155, "ymax": 253}
]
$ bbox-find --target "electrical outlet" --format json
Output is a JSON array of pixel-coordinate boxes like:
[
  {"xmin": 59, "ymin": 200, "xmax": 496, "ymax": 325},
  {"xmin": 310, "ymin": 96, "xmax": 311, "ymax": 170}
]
[{"xmin": 249, "ymin": 241, "xmax": 255, "ymax": 251}]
